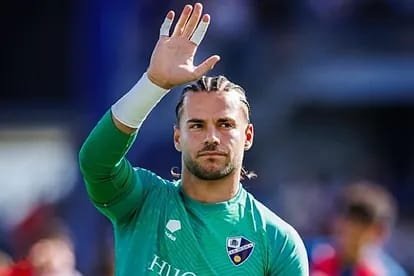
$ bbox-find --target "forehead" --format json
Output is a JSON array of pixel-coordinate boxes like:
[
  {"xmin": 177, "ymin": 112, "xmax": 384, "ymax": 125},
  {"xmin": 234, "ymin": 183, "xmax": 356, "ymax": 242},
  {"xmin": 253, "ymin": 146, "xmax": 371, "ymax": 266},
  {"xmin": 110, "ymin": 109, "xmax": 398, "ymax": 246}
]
[{"xmin": 181, "ymin": 91, "xmax": 245, "ymax": 120}]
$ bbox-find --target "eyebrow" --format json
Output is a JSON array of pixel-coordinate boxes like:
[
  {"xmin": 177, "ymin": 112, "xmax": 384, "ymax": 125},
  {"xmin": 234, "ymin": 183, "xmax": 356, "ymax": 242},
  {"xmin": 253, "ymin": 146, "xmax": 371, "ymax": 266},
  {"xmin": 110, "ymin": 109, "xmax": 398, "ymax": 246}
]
[
  {"xmin": 217, "ymin": 117, "xmax": 235, "ymax": 123},
  {"xmin": 186, "ymin": 119, "xmax": 205, "ymax": 124},
  {"xmin": 186, "ymin": 118, "xmax": 237, "ymax": 124}
]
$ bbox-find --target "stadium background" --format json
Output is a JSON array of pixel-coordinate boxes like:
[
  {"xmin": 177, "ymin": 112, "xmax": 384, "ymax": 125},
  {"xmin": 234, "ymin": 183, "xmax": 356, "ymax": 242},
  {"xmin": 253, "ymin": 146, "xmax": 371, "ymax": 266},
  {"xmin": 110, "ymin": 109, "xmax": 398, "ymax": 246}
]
[{"xmin": 1, "ymin": 0, "xmax": 413, "ymax": 274}]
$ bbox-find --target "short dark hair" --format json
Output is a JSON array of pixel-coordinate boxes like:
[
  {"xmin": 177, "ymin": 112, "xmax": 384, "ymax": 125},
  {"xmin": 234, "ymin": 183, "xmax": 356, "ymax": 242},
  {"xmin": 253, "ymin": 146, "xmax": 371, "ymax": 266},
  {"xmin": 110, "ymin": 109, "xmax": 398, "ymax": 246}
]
[
  {"xmin": 336, "ymin": 181, "xmax": 397, "ymax": 227},
  {"xmin": 175, "ymin": 75, "xmax": 251, "ymax": 126}
]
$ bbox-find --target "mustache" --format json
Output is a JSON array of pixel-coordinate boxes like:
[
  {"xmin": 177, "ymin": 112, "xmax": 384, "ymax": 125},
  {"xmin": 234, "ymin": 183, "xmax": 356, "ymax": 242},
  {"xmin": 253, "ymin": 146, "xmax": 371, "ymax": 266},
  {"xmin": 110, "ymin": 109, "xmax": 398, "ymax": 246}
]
[{"xmin": 197, "ymin": 143, "xmax": 227, "ymax": 156}]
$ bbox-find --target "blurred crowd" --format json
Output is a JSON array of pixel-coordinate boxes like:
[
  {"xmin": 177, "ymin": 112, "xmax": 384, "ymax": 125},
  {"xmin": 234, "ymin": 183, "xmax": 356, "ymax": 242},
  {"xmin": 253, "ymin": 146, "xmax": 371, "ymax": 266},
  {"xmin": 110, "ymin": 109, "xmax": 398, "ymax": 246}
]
[{"xmin": 1, "ymin": 0, "xmax": 413, "ymax": 275}]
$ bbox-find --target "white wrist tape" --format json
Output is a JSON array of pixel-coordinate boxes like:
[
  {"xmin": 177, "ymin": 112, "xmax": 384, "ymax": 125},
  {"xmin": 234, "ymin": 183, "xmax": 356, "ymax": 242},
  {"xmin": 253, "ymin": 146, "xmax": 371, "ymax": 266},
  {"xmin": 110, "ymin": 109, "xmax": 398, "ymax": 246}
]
[{"xmin": 111, "ymin": 73, "xmax": 169, "ymax": 128}]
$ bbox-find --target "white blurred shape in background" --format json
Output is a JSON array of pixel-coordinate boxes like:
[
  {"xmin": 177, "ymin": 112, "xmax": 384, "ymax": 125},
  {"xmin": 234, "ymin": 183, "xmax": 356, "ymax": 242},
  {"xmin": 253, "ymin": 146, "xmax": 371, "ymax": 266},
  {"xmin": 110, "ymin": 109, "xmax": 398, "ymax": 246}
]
[{"xmin": 0, "ymin": 126, "xmax": 77, "ymax": 229}]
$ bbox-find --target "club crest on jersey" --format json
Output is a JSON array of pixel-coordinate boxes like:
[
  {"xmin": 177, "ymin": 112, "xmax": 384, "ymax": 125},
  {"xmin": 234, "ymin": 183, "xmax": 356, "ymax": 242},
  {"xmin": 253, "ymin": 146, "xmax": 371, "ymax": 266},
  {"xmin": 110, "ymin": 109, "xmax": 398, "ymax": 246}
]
[{"xmin": 226, "ymin": 236, "xmax": 255, "ymax": 266}]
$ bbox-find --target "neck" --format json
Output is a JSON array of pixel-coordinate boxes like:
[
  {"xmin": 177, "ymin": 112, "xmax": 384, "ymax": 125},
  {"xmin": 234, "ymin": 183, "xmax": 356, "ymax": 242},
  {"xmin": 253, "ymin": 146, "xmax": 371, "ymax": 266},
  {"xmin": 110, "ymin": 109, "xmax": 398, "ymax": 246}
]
[
  {"xmin": 181, "ymin": 168, "xmax": 241, "ymax": 203},
  {"xmin": 340, "ymin": 246, "xmax": 362, "ymax": 267}
]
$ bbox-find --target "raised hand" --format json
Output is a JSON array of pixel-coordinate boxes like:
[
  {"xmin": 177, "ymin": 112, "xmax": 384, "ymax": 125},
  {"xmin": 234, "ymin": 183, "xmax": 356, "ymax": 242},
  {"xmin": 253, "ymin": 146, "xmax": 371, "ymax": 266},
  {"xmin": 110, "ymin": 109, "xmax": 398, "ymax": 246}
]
[{"xmin": 147, "ymin": 3, "xmax": 221, "ymax": 89}]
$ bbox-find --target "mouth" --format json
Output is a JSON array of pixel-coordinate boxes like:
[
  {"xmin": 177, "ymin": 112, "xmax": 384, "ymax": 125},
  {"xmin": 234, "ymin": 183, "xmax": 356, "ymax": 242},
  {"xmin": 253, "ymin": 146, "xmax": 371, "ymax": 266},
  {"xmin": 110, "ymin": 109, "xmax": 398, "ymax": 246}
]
[{"xmin": 198, "ymin": 151, "xmax": 227, "ymax": 157}]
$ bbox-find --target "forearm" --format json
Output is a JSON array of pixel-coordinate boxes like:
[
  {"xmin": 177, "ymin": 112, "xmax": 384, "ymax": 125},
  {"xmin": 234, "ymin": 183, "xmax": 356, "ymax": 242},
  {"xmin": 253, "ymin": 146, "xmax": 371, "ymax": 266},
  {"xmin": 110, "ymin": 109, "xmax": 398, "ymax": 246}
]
[{"xmin": 111, "ymin": 72, "xmax": 169, "ymax": 133}]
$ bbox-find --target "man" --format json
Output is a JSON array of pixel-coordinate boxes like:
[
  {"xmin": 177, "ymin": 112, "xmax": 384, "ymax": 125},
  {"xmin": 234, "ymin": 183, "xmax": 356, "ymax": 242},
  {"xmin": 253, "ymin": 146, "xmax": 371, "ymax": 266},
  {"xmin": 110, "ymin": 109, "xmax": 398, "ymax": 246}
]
[
  {"xmin": 79, "ymin": 3, "xmax": 308, "ymax": 275},
  {"xmin": 309, "ymin": 181, "xmax": 407, "ymax": 276}
]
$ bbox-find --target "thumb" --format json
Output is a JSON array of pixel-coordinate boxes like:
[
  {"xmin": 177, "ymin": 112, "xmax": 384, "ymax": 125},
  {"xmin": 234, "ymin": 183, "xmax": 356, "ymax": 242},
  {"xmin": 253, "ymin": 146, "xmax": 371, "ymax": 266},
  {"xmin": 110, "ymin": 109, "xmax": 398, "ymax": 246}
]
[{"xmin": 194, "ymin": 55, "xmax": 221, "ymax": 78}]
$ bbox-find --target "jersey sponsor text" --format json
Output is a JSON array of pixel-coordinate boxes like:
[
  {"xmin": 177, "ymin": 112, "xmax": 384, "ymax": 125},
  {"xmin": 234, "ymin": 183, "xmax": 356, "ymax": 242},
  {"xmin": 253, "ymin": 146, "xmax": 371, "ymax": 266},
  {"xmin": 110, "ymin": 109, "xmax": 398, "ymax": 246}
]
[{"xmin": 148, "ymin": 254, "xmax": 196, "ymax": 276}]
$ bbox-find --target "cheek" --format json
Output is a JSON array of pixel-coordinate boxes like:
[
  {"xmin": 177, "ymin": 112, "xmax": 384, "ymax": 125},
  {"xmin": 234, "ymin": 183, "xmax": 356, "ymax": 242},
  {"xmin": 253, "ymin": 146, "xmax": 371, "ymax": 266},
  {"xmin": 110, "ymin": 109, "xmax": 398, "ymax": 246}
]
[
  {"xmin": 233, "ymin": 129, "xmax": 247, "ymax": 144},
  {"xmin": 227, "ymin": 132, "xmax": 246, "ymax": 152},
  {"xmin": 180, "ymin": 133, "xmax": 202, "ymax": 151}
]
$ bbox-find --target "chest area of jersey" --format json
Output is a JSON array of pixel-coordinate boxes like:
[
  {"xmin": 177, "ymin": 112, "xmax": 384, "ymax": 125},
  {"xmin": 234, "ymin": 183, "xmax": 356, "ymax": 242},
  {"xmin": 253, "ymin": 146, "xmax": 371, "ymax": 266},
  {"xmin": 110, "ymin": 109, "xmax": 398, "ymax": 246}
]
[{"xmin": 146, "ymin": 202, "xmax": 266, "ymax": 275}]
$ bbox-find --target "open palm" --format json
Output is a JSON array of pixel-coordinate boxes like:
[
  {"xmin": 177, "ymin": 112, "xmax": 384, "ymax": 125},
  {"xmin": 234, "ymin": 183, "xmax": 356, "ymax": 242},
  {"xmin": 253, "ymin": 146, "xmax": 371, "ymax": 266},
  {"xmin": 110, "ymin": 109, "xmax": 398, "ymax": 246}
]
[{"xmin": 147, "ymin": 4, "xmax": 220, "ymax": 89}]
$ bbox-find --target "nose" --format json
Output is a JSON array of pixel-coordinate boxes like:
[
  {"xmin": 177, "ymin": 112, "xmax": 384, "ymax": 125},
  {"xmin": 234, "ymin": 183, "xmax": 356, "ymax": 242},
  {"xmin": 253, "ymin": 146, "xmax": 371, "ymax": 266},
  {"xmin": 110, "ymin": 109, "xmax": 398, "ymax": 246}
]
[{"xmin": 203, "ymin": 126, "xmax": 220, "ymax": 145}]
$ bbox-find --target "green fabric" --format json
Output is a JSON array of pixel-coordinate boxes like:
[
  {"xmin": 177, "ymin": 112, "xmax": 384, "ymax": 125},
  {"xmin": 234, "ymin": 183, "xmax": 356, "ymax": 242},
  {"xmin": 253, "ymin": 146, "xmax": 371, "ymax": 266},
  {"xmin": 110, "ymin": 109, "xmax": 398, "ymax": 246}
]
[{"xmin": 79, "ymin": 111, "xmax": 309, "ymax": 275}]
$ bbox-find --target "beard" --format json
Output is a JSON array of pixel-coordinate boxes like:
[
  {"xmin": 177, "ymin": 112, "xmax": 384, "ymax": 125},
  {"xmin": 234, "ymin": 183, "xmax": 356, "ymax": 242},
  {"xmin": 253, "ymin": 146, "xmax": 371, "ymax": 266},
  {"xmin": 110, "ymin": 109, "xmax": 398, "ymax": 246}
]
[{"xmin": 183, "ymin": 152, "xmax": 235, "ymax": 180}]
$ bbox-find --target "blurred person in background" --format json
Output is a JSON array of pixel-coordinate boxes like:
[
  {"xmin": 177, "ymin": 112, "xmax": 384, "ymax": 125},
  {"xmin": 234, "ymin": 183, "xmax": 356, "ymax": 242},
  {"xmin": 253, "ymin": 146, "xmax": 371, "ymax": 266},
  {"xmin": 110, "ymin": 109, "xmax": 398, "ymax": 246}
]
[
  {"xmin": 79, "ymin": 2, "xmax": 308, "ymax": 275},
  {"xmin": 26, "ymin": 235, "xmax": 80, "ymax": 276},
  {"xmin": 0, "ymin": 219, "xmax": 81, "ymax": 276},
  {"xmin": 309, "ymin": 181, "xmax": 407, "ymax": 276}
]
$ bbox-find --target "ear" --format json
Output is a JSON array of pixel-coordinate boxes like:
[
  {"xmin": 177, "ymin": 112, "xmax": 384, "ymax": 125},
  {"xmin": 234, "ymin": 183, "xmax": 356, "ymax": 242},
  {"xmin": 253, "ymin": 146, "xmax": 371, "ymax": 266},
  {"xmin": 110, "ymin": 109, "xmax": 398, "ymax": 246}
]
[
  {"xmin": 173, "ymin": 125, "xmax": 182, "ymax": 152},
  {"xmin": 244, "ymin": 123, "xmax": 254, "ymax": 151}
]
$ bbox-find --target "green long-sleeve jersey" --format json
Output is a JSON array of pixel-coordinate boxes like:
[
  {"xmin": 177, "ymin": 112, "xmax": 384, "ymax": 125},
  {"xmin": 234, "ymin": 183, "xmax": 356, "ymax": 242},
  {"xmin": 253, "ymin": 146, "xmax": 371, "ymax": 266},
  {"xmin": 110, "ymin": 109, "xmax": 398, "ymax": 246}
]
[{"xmin": 79, "ymin": 111, "xmax": 309, "ymax": 276}]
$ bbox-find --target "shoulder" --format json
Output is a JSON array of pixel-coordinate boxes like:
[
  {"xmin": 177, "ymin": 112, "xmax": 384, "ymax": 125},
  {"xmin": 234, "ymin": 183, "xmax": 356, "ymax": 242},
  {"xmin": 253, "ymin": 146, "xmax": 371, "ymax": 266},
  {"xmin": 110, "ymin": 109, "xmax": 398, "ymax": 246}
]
[
  {"xmin": 246, "ymin": 192, "xmax": 302, "ymax": 242},
  {"xmin": 245, "ymin": 192, "xmax": 309, "ymax": 274},
  {"xmin": 133, "ymin": 167, "xmax": 179, "ymax": 190}
]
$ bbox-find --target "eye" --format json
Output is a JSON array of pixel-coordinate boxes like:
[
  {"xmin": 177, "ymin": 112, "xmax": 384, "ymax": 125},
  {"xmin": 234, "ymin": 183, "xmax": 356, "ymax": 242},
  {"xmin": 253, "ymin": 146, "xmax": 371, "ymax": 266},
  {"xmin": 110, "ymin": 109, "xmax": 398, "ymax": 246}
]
[
  {"xmin": 219, "ymin": 122, "xmax": 234, "ymax": 129},
  {"xmin": 189, "ymin": 123, "xmax": 203, "ymax": 129}
]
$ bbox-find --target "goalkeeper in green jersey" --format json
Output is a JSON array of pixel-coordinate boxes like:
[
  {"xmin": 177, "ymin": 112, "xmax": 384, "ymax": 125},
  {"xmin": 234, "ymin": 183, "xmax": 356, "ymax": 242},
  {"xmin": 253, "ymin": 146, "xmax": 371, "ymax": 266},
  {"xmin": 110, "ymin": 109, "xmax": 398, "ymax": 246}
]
[{"xmin": 79, "ymin": 3, "xmax": 308, "ymax": 275}]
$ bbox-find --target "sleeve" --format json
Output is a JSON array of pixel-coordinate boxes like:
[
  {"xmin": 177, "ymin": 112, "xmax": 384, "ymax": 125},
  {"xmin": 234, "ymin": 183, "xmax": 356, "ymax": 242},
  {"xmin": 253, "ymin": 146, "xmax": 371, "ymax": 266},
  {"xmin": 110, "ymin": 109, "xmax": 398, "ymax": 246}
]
[
  {"xmin": 269, "ymin": 225, "xmax": 309, "ymax": 276},
  {"xmin": 79, "ymin": 110, "xmax": 150, "ymax": 224}
]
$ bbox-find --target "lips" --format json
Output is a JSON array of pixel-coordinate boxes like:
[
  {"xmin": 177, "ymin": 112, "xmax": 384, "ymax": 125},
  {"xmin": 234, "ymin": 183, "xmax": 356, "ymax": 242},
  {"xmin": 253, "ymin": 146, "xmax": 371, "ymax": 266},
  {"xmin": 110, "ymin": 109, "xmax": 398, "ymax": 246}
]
[{"xmin": 198, "ymin": 151, "xmax": 227, "ymax": 157}]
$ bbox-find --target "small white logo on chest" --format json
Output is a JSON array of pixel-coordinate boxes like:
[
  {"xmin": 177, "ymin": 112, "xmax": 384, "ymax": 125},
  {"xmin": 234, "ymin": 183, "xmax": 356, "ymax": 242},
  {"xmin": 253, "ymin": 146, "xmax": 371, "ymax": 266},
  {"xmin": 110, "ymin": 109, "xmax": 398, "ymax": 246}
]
[{"xmin": 165, "ymin": 219, "xmax": 181, "ymax": 241}]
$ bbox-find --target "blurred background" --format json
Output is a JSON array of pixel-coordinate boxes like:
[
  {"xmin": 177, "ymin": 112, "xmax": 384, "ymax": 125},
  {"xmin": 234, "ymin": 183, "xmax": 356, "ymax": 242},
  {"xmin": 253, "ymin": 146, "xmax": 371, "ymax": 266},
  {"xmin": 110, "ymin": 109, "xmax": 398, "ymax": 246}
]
[{"xmin": 1, "ymin": 0, "xmax": 413, "ymax": 275}]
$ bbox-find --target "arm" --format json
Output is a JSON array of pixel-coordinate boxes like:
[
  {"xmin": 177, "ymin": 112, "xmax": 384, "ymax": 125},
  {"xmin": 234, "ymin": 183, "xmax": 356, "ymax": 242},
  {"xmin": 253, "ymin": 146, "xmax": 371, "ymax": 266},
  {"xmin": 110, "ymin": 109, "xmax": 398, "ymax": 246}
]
[{"xmin": 79, "ymin": 3, "xmax": 220, "ymax": 222}]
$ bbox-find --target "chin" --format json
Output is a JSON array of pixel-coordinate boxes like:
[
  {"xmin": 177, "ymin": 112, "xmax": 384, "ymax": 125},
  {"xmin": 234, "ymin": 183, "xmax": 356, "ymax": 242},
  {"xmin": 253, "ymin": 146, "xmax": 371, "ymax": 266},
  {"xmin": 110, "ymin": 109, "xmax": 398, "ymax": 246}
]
[
  {"xmin": 184, "ymin": 155, "xmax": 235, "ymax": 180},
  {"xmin": 199, "ymin": 166, "xmax": 234, "ymax": 180},
  {"xmin": 195, "ymin": 172, "xmax": 229, "ymax": 181},
  {"xmin": 201, "ymin": 164, "xmax": 227, "ymax": 173}
]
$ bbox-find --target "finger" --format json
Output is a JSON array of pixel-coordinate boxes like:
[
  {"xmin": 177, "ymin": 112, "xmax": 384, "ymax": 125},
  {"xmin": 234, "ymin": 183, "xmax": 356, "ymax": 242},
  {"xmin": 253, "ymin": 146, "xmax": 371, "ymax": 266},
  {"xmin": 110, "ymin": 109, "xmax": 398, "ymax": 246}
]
[
  {"xmin": 159, "ymin": 11, "xmax": 174, "ymax": 37},
  {"xmin": 190, "ymin": 14, "xmax": 210, "ymax": 46},
  {"xmin": 172, "ymin": 5, "xmax": 193, "ymax": 37},
  {"xmin": 194, "ymin": 55, "xmax": 221, "ymax": 78},
  {"xmin": 182, "ymin": 3, "xmax": 203, "ymax": 39}
]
